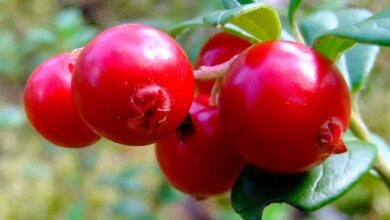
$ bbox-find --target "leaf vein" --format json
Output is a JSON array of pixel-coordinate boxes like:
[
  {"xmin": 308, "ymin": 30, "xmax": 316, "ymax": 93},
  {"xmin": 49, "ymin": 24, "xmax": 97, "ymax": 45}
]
[{"xmin": 310, "ymin": 165, "xmax": 324, "ymax": 201}]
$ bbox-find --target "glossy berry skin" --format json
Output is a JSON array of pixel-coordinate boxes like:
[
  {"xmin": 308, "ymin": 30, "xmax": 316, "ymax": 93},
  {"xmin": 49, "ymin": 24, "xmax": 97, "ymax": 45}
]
[
  {"xmin": 24, "ymin": 53, "xmax": 100, "ymax": 148},
  {"xmin": 195, "ymin": 32, "xmax": 251, "ymax": 94},
  {"xmin": 220, "ymin": 40, "xmax": 351, "ymax": 174},
  {"xmin": 156, "ymin": 95, "xmax": 246, "ymax": 198},
  {"xmin": 72, "ymin": 24, "xmax": 194, "ymax": 146}
]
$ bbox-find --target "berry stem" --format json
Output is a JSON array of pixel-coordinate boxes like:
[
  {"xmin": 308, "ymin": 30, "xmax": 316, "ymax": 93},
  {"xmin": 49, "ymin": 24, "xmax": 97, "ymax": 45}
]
[
  {"xmin": 350, "ymin": 99, "xmax": 390, "ymax": 189},
  {"xmin": 209, "ymin": 77, "xmax": 223, "ymax": 106},
  {"xmin": 349, "ymin": 110, "xmax": 371, "ymax": 142},
  {"xmin": 71, "ymin": 47, "xmax": 84, "ymax": 59},
  {"xmin": 194, "ymin": 55, "xmax": 238, "ymax": 80},
  {"xmin": 292, "ymin": 20, "xmax": 305, "ymax": 44}
]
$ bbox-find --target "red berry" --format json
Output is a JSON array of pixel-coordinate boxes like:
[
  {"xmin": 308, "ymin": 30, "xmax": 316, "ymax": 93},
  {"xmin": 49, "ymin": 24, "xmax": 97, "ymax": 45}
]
[
  {"xmin": 156, "ymin": 95, "xmax": 246, "ymax": 198},
  {"xmin": 72, "ymin": 24, "xmax": 194, "ymax": 146},
  {"xmin": 220, "ymin": 41, "xmax": 351, "ymax": 174},
  {"xmin": 24, "ymin": 53, "xmax": 100, "ymax": 148},
  {"xmin": 195, "ymin": 32, "xmax": 251, "ymax": 94}
]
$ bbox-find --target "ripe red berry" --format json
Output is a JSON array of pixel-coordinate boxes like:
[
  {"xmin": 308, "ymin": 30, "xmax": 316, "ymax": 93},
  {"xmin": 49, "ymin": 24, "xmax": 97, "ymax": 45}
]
[
  {"xmin": 195, "ymin": 32, "xmax": 251, "ymax": 94},
  {"xmin": 72, "ymin": 24, "xmax": 194, "ymax": 146},
  {"xmin": 220, "ymin": 40, "xmax": 351, "ymax": 174},
  {"xmin": 156, "ymin": 95, "xmax": 246, "ymax": 198},
  {"xmin": 24, "ymin": 53, "xmax": 100, "ymax": 148}
]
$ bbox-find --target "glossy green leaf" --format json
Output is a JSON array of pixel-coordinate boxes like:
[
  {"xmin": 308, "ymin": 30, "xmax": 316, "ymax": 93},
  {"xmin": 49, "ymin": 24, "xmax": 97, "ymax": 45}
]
[
  {"xmin": 221, "ymin": 0, "xmax": 259, "ymax": 9},
  {"xmin": 337, "ymin": 9, "xmax": 380, "ymax": 92},
  {"xmin": 345, "ymin": 44, "xmax": 380, "ymax": 92},
  {"xmin": 300, "ymin": 11, "xmax": 339, "ymax": 45},
  {"xmin": 217, "ymin": 4, "xmax": 281, "ymax": 41},
  {"xmin": 221, "ymin": 0, "xmax": 242, "ymax": 9},
  {"xmin": 231, "ymin": 140, "xmax": 377, "ymax": 220},
  {"xmin": 313, "ymin": 36, "xmax": 356, "ymax": 62},
  {"xmin": 170, "ymin": 3, "xmax": 281, "ymax": 42},
  {"xmin": 313, "ymin": 8, "xmax": 390, "ymax": 61},
  {"xmin": 300, "ymin": 11, "xmax": 350, "ymax": 86},
  {"xmin": 301, "ymin": 9, "xmax": 380, "ymax": 92},
  {"xmin": 170, "ymin": 15, "xmax": 205, "ymax": 38},
  {"xmin": 288, "ymin": 0, "xmax": 303, "ymax": 26}
]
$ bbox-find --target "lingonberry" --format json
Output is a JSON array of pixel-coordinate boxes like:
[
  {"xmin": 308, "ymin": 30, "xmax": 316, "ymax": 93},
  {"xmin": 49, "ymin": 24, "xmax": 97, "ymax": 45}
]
[
  {"xmin": 220, "ymin": 40, "xmax": 351, "ymax": 174},
  {"xmin": 195, "ymin": 32, "xmax": 251, "ymax": 94},
  {"xmin": 156, "ymin": 95, "xmax": 246, "ymax": 198},
  {"xmin": 24, "ymin": 53, "xmax": 100, "ymax": 148},
  {"xmin": 72, "ymin": 24, "xmax": 194, "ymax": 146}
]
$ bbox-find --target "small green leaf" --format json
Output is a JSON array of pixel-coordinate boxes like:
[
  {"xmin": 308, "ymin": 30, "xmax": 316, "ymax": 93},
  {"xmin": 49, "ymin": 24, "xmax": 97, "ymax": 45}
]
[
  {"xmin": 170, "ymin": 4, "xmax": 281, "ymax": 43},
  {"xmin": 202, "ymin": 10, "xmax": 230, "ymax": 26},
  {"xmin": 300, "ymin": 11, "xmax": 354, "ymax": 61},
  {"xmin": 239, "ymin": 0, "xmax": 259, "ymax": 4},
  {"xmin": 221, "ymin": 0, "xmax": 242, "ymax": 9},
  {"xmin": 300, "ymin": 11, "xmax": 339, "ymax": 45},
  {"xmin": 218, "ymin": 4, "xmax": 281, "ymax": 41},
  {"xmin": 231, "ymin": 140, "xmax": 377, "ymax": 220},
  {"xmin": 337, "ymin": 9, "xmax": 380, "ymax": 92},
  {"xmin": 313, "ymin": 36, "xmax": 356, "ymax": 62},
  {"xmin": 222, "ymin": 23, "xmax": 262, "ymax": 44},
  {"xmin": 313, "ymin": 8, "xmax": 390, "ymax": 61},
  {"xmin": 221, "ymin": 0, "xmax": 259, "ymax": 9},
  {"xmin": 301, "ymin": 9, "xmax": 381, "ymax": 92},
  {"xmin": 288, "ymin": 0, "xmax": 303, "ymax": 27},
  {"xmin": 170, "ymin": 15, "xmax": 205, "ymax": 38},
  {"xmin": 346, "ymin": 44, "xmax": 379, "ymax": 92}
]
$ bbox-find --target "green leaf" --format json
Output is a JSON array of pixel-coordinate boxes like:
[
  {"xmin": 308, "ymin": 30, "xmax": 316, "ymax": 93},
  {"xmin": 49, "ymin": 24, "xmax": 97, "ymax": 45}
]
[
  {"xmin": 221, "ymin": 0, "xmax": 259, "ymax": 9},
  {"xmin": 313, "ymin": 8, "xmax": 390, "ymax": 61},
  {"xmin": 337, "ymin": 9, "xmax": 380, "ymax": 92},
  {"xmin": 301, "ymin": 9, "xmax": 380, "ymax": 92},
  {"xmin": 300, "ymin": 11, "xmax": 339, "ymax": 45},
  {"xmin": 217, "ymin": 4, "xmax": 281, "ymax": 41},
  {"xmin": 231, "ymin": 140, "xmax": 377, "ymax": 220},
  {"xmin": 221, "ymin": 0, "xmax": 241, "ymax": 9},
  {"xmin": 262, "ymin": 203, "xmax": 292, "ymax": 220},
  {"xmin": 346, "ymin": 44, "xmax": 379, "ymax": 92},
  {"xmin": 313, "ymin": 36, "xmax": 356, "ymax": 62},
  {"xmin": 288, "ymin": 0, "xmax": 303, "ymax": 27},
  {"xmin": 170, "ymin": 15, "xmax": 205, "ymax": 38},
  {"xmin": 170, "ymin": 4, "xmax": 281, "ymax": 43}
]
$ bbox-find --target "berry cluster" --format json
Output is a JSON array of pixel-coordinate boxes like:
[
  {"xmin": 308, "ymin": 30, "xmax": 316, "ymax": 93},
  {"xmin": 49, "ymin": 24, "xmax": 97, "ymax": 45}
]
[{"xmin": 24, "ymin": 23, "xmax": 351, "ymax": 198}]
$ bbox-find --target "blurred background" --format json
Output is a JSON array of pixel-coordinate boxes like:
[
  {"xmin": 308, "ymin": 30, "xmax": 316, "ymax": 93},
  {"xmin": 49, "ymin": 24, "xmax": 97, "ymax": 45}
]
[{"xmin": 0, "ymin": 0, "xmax": 389, "ymax": 219}]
